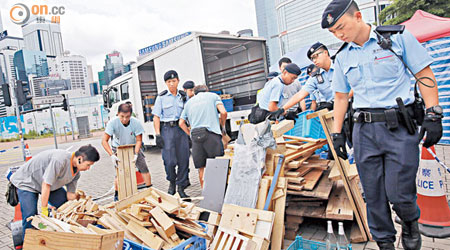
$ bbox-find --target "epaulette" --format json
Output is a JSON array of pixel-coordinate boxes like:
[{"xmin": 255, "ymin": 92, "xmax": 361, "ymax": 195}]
[{"xmin": 158, "ymin": 90, "xmax": 168, "ymax": 96}]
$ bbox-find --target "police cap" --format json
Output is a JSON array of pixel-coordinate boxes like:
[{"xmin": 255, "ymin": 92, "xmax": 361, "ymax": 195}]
[
  {"xmin": 307, "ymin": 42, "xmax": 328, "ymax": 60},
  {"xmin": 321, "ymin": 0, "xmax": 354, "ymax": 29},
  {"xmin": 306, "ymin": 64, "xmax": 316, "ymax": 75},
  {"xmin": 164, "ymin": 70, "xmax": 178, "ymax": 81},
  {"xmin": 183, "ymin": 80, "xmax": 195, "ymax": 89},
  {"xmin": 284, "ymin": 63, "xmax": 301, "ymax": 76},
  {"xmin": 267, "ymin": 72, "xmax": 279, "ymax": 79}
]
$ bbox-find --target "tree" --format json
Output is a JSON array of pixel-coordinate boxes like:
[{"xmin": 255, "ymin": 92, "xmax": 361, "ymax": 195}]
[{"xmin": 379, "ymin": 0, "xmax": 450, "ymax": 25}]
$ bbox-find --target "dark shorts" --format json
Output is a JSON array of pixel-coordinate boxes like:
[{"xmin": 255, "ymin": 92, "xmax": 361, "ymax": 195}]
[
  {"xmin": 112, "ymin": 147, "xmax": 149, "ymax": 173},
  {"xmin": 191, "ymin": 129, "xmax": 224, "ymax": 169}
]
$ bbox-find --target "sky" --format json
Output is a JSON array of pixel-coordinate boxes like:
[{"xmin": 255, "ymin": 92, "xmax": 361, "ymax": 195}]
[{"xmin": 0, "ymin": 0, "xmax": 258, "ymax": 82}]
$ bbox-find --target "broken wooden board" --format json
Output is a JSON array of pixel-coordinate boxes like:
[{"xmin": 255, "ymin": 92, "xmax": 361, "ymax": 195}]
[
  {"xmin": 126, "ymin": 220, "xmax": 164, "ymax": 250},
  {"xmin": 282, "ymin": 135, "xmax": 320, "ymax": 143},
  {"xmin": 326, "ymin": 181, "xmax": 354, "ymax": 221},
  {"xmin": 256, "ymin": 178, "xmax": 270, "ymax": 210},
  {"xmin": 302, "ymin": 169, "xmax": 324, "ymax": 191},
  {"xmin": 200, "ymin": 158, "xmax": 230, "ymax": 213},
  {"xmin": 210, "ymin": 227, "xmax": 258, "ymax": 250},
  {"xmin": 271, "ymin": 120, "xmax": 294, "ymax": 138},
  {"xmin": 287, "ymin": 170, "xmax": 333, "ymax": 199},
  {"xmin": 221, "ymin": 204, "xmax": 274, "ymax": 240},
  {"xmin": 116, "ymin": 144, "xmax": 138, "ymax": 200},
  {"xmin": 150, "ymin": 206, "xmax": 176, "ymax": 236},
  {"xmin": 317, "ymin": 110, "xmax": 370, "ymax": 241},
  {"xmin": 328, "ymin": 161, "xmax": 359, "ymax": 181}
]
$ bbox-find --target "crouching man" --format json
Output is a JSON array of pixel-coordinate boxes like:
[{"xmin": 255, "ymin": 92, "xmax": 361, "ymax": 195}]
[{"xmin": 10, "ymin": 145, "xmax": 100, "ymax": 238}]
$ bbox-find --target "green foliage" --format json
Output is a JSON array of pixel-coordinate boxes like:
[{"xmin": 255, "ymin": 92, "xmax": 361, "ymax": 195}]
[{"xmin": 379, "ymin": 0, "xmax": 450, "ymax": 25}]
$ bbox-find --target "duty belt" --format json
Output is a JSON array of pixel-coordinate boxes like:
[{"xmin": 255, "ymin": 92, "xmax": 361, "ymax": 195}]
[
  {"xmin": 161, "ymin": 120, "xmax": 179, "ymax": 127},
  {"xmin": 353, "ymin": 105, "xmax": 414, "ymax": 123}
]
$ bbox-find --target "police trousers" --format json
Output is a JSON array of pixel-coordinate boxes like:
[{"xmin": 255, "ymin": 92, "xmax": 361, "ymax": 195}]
[
  {"xmin": 353, "ymin": 122, "xmax": 420, "ymax": 243},
  {"xmin": 161, "ymin": 125, "xmax": 190, "ymax": 187}
]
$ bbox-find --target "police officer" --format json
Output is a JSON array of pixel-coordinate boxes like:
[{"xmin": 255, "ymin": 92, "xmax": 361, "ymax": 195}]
[
  {"xmin": 153, "ymin": 70, "xmax": 190, "ymax": 198},
  {"xmin": 183, "ymin": 80, "xmax": 195, "ymax": 98},
  {"xmin": 249, "ymin": 63, "xmax": 301, "ymax": 124},
  {"xmin": 267, "ymin": 71, "xmax": 279, "ymax": 81},
  {"xmin": 179, "ymin": 85, "xmax": 227, "ymax": 188},
  {"xmin": 273, "ymin": 42, "xmax": 336, "ymax": 115},
  {"xmin": 322, "ymin": 1, "xmax": 443, "ymax": 249},
  {"xmin": 278, "ymin": 58, "xmax": 306, "ymax": 112},
  {"xmin": 306, "ymin": 64, "xmax": 319, "ymax": 111}
]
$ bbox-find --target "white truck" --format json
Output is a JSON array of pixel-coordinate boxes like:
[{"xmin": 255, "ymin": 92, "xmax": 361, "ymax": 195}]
[{"xmin": 103, "ymin": 31, "xmax": 268, "ymax": 147}]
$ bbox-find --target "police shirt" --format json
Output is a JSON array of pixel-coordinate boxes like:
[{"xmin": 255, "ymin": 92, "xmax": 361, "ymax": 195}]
[
  {"xmin": 332, "ymin": 25, "xmax": 433, "ymax": 109},
  {"xmin": 10, "ymin": 150, "xmax": 80, "ymax": 193},
  {"xmin": 105, "ymin": 117, "xmax": 144, "ymax": 148},
  {"xmin": 257, "ymin": 76, "xmax": 285, "ymax": 111},
  {"xmin": 279, "ymin": 81, "xmax": 303, "ymax": 110},
  {"xmin": 303, "ymin": 66, "xmax": 335, "ymax": 103},
  {"xmin": 153, "ymin": 91, "xmax": 185, "ymax": 122},
  {"xmin": 181, "ymin": 92, "xmax": 223, "ymax": 135}
]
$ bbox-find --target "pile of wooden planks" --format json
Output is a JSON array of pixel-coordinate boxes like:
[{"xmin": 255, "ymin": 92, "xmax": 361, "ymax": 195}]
[{"xmin": 28, "ymin": 187, "xmax": 221, "ymax": 250}]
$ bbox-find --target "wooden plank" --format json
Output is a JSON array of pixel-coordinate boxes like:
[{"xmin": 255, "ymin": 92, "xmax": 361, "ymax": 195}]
[
  {"xmin": 116, "ymin": 155, "xmax": 127, "ymax": 201},
  {"xmin": 287, "ymin": 170, "xmax": 332, "ymax": 199},
  {"xmin": 318, "ymin": 110, "xmax": 370, "ymax": 241},
  {"xmin": 172, "ymin": 220, "xmax": 211, "ymax": 240},
  {"xmin": 285, "ymin": 215, "xmax": 304, "ymax": 224},
  {"xmin": 256, "ymin": 178, "xmax": 270, "ymax": 210},
  {"xmin": 287, "ymin": 184, "xmax": 303, "ymax": 191},
  {"xmin": 286, "ymin": 176, "xmax": 304, "ymax": 184},
  {"xmin": 126, "ymin": 220, "xmax": 164, "ymax": 250},
  {"xmin": 326, "ymin": 181, "xmax": 354, "ymax": 221},
  {"xmin": 296, "ymin": 166, "xmax": 314, "ymax": 177},
  {"xmin": 302, "ymin": 169, "xmax": 324, "ymax": 191},
  {"xmin": 282, "ymin": 135, "xmax": 319, "ymax": 143},
  {"xmin": 122, "ymin": 147, "xmax": 132, "ymax": 198},
  {"xmin": 150, "ymin": 218, "xmax": 176, "ymax": 248},
  {"xmin": 230, "ymin": 211, "xmax": 258, "ymax": 233},
  {"xmin": 271, "ymin": 120, "xmax": 294, "ymax": 138},
  {"xmin": 128, "ymin": 147, "xmax": 138, "ymax": 196},
  {"xmin": 329, "ymin": 161, "xmax": 358, "ymax": 181},
  {"xmin": 286, "ymin": 204, "xmax": 326, "ymax": 219},
  {"xmin": 284, "ymin": 141, "xmax": 327, "ymax": 163},
  {"xmin": 115, "ymin": 188, "xmax": 152, "ymax": 211},
  {"xmin": 149, "ymin": 206, "xmax": 176, "ymax": 236},
  {"xmin": 284, "ymin": 171, "xmax": 301, "ymax": 177},
  {"xmin": 271, "ymin": 177, "xmax": 288, "ymax": 250},
  {"xmin": 200, "ymin": 158, "xmax": 230, "ymax": 213},
  {"xmin": 23, "ymin": 229, "xmax": 124, "ymax": 250}
]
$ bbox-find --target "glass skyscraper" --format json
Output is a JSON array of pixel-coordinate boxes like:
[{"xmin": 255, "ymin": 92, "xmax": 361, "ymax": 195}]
[
  {"xmin": 276, "ymin": 0, "xmax": 390, "ymax": 54},
  {"xmin": 13, "ymin": 49, "xmax": 49, "ymax": 110},
  {"xmin": 255, "ymin": 0, "xmax": 282, "ymax": 67}
]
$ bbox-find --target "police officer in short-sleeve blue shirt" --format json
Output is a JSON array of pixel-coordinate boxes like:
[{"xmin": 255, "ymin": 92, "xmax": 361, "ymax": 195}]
[
  {"xmin": 249, "ymin": 63, "xmax": 302, "ymax": 124},
  {"xmin": 322, "ymin": 1, "xmax": 443, "ymax": 249},
  {"xmin": 153, "ymin": 70, "xmax": 190, "ymax": 198}
]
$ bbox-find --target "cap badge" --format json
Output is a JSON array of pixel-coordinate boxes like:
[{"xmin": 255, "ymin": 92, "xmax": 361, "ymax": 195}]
[
  {"xmin": 171, "ymin": 74, "xmax": 174, "ymax": 78},
  {"xmin": 327, "ymin": 14, "xmax": 334, "ymax": 25}
]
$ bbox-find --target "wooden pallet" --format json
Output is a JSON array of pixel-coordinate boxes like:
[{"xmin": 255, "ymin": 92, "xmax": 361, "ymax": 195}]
[
  {"xmin": 210, "ymin": 227, "xmax": 258, "ymax": 250},
  {"xmin": 116, "ymin": 145, "xmax": 138, "ymax": 200}
]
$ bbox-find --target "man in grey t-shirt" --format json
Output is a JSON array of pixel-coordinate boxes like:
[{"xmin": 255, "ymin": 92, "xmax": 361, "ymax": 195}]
[{"xmin": 10, "ymin": 145, "xmax": 100, "ymax": 238}]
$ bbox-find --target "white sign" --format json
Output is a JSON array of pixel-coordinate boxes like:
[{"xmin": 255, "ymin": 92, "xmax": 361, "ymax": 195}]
[
  {"xmin": 417, "ymin": 155, "xmax": 445, "ymax": 197},
  {"xmin": 32, "ymin": 95, "xmax": 64, "ymax": 106}
]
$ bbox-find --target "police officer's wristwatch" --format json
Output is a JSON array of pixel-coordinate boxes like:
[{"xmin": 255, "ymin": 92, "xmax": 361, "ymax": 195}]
[{"xmin": 426, "ymin": 105, "xmax": 443, "ymax": 116}]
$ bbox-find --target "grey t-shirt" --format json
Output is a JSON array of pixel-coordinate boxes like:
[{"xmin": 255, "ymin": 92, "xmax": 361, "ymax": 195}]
[
  {"xmin": 279, "ymin": 81, "xmax": 302, "ymax": 110},
  {"xmin": 10, "ymin": 149, "xmax": 80, "ymax": 193}
]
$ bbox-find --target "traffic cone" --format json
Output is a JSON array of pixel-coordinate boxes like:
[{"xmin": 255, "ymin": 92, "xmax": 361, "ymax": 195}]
[
  {"xmin": 416, "ymin": 145, "xmax": 450, "ymax": 238},
  {"xmin": 24, "ymin": 144, "xmax": 32, "ymax": 162}
]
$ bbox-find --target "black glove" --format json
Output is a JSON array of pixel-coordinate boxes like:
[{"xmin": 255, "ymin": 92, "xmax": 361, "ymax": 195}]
[
  {"xmin": 285, "ymin": 111, "xmax": 298, "ymax": 123},
  {"xmin": 295, "ymin": 106, "xmax": 303, "ymax": 114},
  {"xmin": 155, "ymin": 134, "xmax": 164, "ymax": 148},
  {"xmin": 419, "ymin": 114, "xmax": 443, "ymax": 148},
  {"xmin": 188, "ymin": 137, "xmax": 192, "ymax": 148},
  {"xmin": 269, "ymin": 108, "xmax": 285, "ymax": 120},
  {"xmin": 331, "ymin": 132, "xmax": 347, "ymax": 160}
]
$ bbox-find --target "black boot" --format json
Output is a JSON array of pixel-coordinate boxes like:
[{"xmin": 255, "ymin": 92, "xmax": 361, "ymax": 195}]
[
  {"xmin": 401, "ymin": 220, "xmax": 421, "ymax": 250},
  {"xmin": 168, "ymin": 181, "xmax": 176, "ymax": 195},
  {"xmin": 376, "ymin": 242, "xmax": 395, "ymax": 250},
  {"xmin": 177, "ymin": 185, "xmax": 189, "ymax": 199}
]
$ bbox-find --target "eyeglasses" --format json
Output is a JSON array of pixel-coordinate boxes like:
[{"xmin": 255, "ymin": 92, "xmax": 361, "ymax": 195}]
[{"xmin": 310, "ymin": 51, "xmax": 324, "ymax": 60}]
